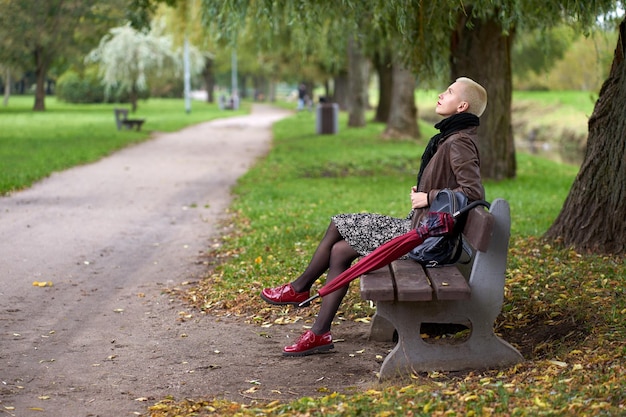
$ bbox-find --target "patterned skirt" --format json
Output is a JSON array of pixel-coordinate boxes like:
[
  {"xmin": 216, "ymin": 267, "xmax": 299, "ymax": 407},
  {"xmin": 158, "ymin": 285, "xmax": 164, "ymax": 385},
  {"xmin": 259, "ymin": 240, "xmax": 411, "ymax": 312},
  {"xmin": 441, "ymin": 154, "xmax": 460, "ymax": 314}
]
[{"xmin": 332, "ymin": 211, "xmax": 413, "ymax": 257}]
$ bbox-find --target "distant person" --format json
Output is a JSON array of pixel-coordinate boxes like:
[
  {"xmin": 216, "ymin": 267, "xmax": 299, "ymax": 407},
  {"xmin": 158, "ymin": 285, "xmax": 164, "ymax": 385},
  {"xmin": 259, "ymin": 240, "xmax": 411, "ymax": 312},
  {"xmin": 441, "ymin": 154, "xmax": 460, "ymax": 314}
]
[
  {"xmin": 261, "ymin": 77, "xmax": 488, "ymax": 356},
  {"xmin": 297, "ymin": 83, "xmax": 307, "ymax": 111},
  {"xmin": 231, "ymin": 91, "xmax": 239, "ymax": 110}
]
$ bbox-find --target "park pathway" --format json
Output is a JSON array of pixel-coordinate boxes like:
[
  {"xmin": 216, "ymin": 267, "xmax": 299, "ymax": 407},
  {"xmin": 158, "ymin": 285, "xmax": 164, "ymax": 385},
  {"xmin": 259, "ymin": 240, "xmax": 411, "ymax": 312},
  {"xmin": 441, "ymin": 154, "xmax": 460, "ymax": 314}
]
[{"xmin": 0, "ymin": 105, "xmax": 295, "ymax": 416}]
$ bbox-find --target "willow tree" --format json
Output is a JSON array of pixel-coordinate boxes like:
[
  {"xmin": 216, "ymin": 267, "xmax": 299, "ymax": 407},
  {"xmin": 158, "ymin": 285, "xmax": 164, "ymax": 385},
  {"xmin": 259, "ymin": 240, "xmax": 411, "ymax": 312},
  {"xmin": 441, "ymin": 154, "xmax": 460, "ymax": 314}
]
[
  {"xmin": 369, "ymin": 1, "xmax": 619, "ymax": 180},
  {"xmin": 367, "ymin": 3, "xmax": 421, "ymax": 139},
  {"xmin": 158, "ymin": 0, "xmax": 219, "ymax": 102},
  {"xmin": 130, "ymin": 0, "xmax": 620, "ymax": 178},
  {"xmin": 86, "ymin": 21, "xmax": 204, "ymax": 111},
  {"xmin": 382, "ymin": 51, "xmax": 419, "ymax": 139},
  {"xmin": 545, "ymin": 16, "xmax": 626, "ymax": 254}
]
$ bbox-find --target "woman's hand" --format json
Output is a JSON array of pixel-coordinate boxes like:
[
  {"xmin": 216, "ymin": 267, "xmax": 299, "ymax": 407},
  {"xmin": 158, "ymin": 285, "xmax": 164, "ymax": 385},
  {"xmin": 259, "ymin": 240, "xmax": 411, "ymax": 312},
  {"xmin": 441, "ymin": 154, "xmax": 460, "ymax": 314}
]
[{"xmin": 411, "ymin": 187, "xmax": 429, "ymax": 209}]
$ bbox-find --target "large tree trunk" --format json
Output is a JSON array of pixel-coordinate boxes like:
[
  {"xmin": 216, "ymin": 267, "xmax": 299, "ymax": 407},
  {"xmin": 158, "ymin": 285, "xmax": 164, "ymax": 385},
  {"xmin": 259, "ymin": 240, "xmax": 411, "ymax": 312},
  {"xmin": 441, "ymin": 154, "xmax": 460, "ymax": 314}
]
[
  {"xmin": 202, "ymin": 58, "xmax": 215, "ymax": 103},
  {"xmin": 382, "ymin": 54, "xmax": 419, "ymax": 139},
  {"xmin": 347, "ymin": 36, "xmax": 367, "ymax": 127},
  {"xmin": 450, "ymin": 11, "xmax": 516, "ymax": 181},
  {"xmin": 323, "ymin": 79, "xmax": 331, "ymax": 101},
  {"xmin": 238, "ymin": 75, "xmax": 247, "ymax": 99},
  {"xmin": 33, "ymin": 46, "xmax": 47, "ymax": 111},
  {"xmin": 333, "ymin": 71, "xmax": 349, "ymax": 110},
  {"xmin": 130, "ymin": 84, "xmax": 138, "ymax": 113},
  {"xmin": 545, "ymin": 18, "xmax": 626, "ymax": 255},
  {"xmin": 3, "ymin": 68, "xmax": 10, "ymax": 106},
  {"xmin": 373, "ymin": 49, "xmax": 393, "ymax": 123}
]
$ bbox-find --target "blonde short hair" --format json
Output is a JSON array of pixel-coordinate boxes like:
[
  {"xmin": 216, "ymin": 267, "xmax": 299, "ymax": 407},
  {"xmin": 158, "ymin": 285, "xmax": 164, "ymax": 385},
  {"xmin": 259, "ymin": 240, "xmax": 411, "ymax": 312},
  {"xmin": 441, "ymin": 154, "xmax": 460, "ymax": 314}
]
[{"xmin": 456, "ymin": 77, "xmax": 487, "ymax": 117}]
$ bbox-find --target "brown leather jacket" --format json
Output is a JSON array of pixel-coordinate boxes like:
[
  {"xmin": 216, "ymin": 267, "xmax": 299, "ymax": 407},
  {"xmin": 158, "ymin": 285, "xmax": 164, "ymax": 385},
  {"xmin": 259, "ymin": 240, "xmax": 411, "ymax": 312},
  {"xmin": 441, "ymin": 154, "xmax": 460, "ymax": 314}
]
[{"xmin": 411, "ymin": 126, "xmax": 484, "ymax": 227}]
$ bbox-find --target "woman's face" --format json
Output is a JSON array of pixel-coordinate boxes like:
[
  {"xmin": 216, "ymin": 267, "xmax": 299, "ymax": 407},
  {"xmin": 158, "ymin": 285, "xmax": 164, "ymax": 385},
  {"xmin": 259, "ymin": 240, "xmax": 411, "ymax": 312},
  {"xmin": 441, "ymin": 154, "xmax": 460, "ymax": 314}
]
[{"xmin": 436, "ymin": 82, "xmax": 468, "ymax": 117}]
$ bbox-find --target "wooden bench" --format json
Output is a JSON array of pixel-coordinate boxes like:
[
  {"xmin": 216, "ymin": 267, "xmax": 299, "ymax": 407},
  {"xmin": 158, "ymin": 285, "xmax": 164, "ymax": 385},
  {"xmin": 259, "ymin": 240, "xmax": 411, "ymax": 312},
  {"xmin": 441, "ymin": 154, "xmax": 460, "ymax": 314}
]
[
  {"xmin": 360, "ymin": 198, "xmax": 523, "ymax": 380},
  {"xmin": 114, "ymin": 108, "xmax": 145, "ymax": 131}
]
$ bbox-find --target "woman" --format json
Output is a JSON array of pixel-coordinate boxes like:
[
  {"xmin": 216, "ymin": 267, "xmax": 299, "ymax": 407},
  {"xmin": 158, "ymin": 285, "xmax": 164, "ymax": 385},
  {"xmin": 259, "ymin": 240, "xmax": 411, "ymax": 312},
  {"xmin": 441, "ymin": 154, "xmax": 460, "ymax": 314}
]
[{"xmin": 261, "ymin": 77, "xmax": 488, "ymax": 356}]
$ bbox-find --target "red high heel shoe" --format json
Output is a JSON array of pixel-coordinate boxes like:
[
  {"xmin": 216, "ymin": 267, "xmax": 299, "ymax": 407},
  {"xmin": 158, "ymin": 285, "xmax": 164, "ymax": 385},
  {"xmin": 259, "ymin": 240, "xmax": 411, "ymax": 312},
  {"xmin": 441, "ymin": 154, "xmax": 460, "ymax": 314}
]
[
  {"xmin": 261, "ymin": 283, "xmax": 311, "ymax": 306},
  {"xmin": 283, "ymin": 330, "xmax": 334, "ymax": 356}
]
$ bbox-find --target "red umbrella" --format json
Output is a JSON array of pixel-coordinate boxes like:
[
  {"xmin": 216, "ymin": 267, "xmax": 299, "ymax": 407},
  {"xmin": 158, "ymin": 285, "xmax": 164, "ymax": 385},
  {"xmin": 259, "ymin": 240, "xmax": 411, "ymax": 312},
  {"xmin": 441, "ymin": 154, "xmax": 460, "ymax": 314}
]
[{"xmin": 298, "ymin": 211, "xmax": 456, "ymax": 307}]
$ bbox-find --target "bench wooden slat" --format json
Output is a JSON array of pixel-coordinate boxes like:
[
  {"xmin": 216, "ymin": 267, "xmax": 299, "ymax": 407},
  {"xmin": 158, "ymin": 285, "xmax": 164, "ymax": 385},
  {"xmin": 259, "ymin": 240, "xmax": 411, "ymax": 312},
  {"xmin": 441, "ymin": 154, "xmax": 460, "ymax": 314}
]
[
  {"xmin": 425, "ymin": 265, "xmax": 471, "ymax": 300},
  {"xmin": 391, "ymin": 261, "xmax": 432, "ymax": 301},
  {"xmin": 463, "ymin": 207, "xmax": 494, "ymax": 253},
  {"xmin": 360, "ymin": 266, "xmax": 395, "ymax": 301}
]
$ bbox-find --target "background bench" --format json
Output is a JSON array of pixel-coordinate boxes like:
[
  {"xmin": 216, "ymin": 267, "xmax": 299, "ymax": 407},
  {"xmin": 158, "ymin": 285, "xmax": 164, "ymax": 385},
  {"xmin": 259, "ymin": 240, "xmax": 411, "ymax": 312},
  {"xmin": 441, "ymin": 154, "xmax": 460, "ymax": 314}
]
[
  {"xmin": 114, "ymin": 108, "xmax": 145, "ymax": 131},
  {"xmin": 360, "ymin": 198, "xmax": 523, "ymax": 380}
]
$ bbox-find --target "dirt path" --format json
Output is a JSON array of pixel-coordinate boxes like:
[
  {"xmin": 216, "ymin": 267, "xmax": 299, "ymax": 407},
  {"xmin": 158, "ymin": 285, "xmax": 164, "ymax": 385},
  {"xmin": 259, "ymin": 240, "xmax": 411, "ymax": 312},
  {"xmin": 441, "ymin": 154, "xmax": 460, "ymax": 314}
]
[{"xmin": 0, "ymin": 105, "xmax": 389, "ymax": 417}]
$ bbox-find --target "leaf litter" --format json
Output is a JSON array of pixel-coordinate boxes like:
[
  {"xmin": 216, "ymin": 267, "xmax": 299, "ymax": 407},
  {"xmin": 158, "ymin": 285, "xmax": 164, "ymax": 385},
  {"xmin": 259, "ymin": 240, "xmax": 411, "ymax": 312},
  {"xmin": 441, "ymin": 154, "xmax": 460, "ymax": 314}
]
[{"xmin": 150, "ymin": 236, "xmax": 625, "ymax": 416}]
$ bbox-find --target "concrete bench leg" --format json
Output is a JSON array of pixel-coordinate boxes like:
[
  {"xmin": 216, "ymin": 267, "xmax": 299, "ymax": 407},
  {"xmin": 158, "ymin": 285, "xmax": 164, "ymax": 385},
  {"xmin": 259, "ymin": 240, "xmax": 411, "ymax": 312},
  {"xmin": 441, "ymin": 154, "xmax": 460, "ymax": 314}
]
[
  {"xmin": 375, "ymin": 300, "xmax": 523, "ymax": 380},
  {"xmin": 369, "ymin": 311, "xmax": 396, "ymax": 342}
]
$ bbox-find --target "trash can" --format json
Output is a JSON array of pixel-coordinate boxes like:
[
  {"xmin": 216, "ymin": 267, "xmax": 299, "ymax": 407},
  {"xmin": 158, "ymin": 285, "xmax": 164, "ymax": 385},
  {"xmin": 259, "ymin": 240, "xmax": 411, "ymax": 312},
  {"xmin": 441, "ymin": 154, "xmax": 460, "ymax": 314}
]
[{"xmin": 316, "ymin": 102, "xmax": 339, "ymax": 134}]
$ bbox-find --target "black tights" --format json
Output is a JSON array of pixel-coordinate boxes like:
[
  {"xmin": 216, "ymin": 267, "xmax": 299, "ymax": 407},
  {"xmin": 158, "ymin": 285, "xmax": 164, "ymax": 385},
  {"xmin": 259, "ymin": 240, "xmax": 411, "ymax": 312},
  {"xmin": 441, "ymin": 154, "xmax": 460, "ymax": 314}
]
[{"xmin": 290, "ymin": 221, "xmax": 359, "ymax": 335}]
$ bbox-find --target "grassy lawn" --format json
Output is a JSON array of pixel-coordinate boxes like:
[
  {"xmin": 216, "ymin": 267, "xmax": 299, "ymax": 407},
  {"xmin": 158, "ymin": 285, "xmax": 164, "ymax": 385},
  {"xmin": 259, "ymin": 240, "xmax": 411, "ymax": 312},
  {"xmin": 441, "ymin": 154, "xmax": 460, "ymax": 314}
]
[
  {"xmin": 0, "ymin": 96, "xmax": 248, "ymax": 194},
  {"xmin": 1, "ymin": 93, "xmax": 623, "ymax": 416}
]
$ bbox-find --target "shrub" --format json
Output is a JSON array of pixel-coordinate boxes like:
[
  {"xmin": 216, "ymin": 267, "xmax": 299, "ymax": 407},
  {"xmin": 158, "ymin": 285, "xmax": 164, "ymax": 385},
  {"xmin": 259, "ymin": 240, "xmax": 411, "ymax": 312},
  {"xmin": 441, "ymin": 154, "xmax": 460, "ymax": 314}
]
[
  {"xmin": 56, "ymin": 67, "xmax": 150, "ymax": 104},
  {"xmin": 56, "ymin": 68, "xmax": 106, "ymax": 103}
]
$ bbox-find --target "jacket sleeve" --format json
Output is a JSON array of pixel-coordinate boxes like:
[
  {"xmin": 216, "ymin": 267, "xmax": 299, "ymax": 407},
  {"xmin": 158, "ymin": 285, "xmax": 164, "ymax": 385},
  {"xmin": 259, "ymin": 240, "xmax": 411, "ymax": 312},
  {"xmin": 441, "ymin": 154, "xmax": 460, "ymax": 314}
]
[{"xmin": 448, "ymin": 134, "xmax": 484, "ymax": 201}]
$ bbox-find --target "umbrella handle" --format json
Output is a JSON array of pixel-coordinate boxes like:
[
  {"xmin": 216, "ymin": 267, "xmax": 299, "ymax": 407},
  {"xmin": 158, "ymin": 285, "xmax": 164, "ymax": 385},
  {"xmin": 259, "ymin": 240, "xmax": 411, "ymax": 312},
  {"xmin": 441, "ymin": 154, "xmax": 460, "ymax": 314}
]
[
  {"xmin": 299, "ymin": 293, "xmax": 320, "ymax": 307},
  {"xmin": 453, "ymin": 199, "xmax": 490, "ymax": 219}
]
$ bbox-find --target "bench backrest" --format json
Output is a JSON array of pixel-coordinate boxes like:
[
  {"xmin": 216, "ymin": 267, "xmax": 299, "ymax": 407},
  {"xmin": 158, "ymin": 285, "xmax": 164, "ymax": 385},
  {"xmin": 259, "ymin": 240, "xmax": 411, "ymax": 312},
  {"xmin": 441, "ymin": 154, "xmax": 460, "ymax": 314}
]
[
  {"xmin": 114, "ymin": 108, "xmax": 128, "ymax": 130},
  {"xmin": 462, "ymin": 206, "xmax": 494, "ymax": 253}
]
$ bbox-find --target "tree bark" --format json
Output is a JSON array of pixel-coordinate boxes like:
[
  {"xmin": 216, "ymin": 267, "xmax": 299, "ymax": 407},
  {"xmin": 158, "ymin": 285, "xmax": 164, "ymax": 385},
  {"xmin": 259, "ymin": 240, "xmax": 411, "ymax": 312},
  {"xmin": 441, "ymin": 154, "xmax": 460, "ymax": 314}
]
[
  {"xmin": 202, "ymin": 58, "xmax": 215, "ymax": 103},
  {"xmin": 373, "ymin": 49, "xmax": 393, "ymax": 123},
  {"xmin": 3, "ymin": 68, "xmax": 10, "ymax": 106},
  {"xmin": 545, "ymin": 18, "xmax": 626, "ymax": 255},
  {"xmin": 323, "ymin": 79, "xmax": 331, "ymax": 101},
  {"xmin": 33, "ymin": 45, "xmax": 47, "ymax": 111},
  {"xmin": 333, "ymin": 71, "xmax": 349, "ymax": 110},
  {"xmin": 450, "ymin": 11, "xmax": 516, "ymax": 180},
  {"xmin": 130, "ymin": 84, "xmax": 138, "ymax": 113},
  {"xmin": 347, "ymin": 36, "xmax": 367, "ymax": 127},
  {"xmin": 382, "ymin": 54, "xmax": 419, "ymax": 139}
]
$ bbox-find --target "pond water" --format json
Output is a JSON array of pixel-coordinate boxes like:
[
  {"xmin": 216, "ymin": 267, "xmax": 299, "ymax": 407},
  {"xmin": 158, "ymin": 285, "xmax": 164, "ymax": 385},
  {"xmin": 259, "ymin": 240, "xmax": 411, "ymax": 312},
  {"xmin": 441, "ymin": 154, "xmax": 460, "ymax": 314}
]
[{"xmin": 516, "ymin": 139, "xmax": 585, "ymax": 166}]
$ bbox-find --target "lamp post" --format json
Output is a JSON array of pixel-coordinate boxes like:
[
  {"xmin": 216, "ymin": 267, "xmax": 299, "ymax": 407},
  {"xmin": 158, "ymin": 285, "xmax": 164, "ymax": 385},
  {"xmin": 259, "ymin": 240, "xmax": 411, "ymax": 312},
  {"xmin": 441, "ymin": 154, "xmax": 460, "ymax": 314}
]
[
  {"xmin": 184, "ymin": 36, "xmax": 191, "ymax": 114},
  {"xmin": 231, "ymin": 49, "xmax": 238, "ymax": 110}
]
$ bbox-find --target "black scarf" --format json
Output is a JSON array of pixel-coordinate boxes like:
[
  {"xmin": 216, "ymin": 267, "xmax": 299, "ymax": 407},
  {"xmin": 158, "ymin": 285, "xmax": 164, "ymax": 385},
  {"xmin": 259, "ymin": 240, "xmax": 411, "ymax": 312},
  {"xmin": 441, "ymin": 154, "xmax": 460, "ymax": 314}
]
[{"xmin": 416, "ymin": 112, "xmax": 480, "ymax": 187}]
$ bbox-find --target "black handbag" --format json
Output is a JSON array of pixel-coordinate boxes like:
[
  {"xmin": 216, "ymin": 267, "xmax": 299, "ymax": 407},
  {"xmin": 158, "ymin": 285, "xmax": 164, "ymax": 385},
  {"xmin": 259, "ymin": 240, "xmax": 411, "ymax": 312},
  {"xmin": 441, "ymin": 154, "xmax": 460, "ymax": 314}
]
[{"xmin": 408, "ymin": 189, "xmax": 469, "ymax": 267}]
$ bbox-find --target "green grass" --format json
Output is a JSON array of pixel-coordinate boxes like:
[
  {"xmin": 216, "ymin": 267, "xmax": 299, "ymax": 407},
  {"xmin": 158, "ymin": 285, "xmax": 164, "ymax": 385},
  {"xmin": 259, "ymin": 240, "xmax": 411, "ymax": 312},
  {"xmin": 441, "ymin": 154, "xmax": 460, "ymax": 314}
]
[
  {"xmin": 0, "ymin": 96, "xmax": 248, "ymax": 194},
  {"xmin": 512, "ymin": 90, "xmax": 598, "ymax": 113}
]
